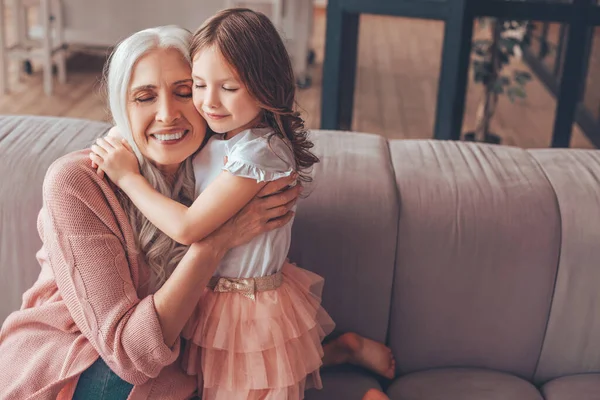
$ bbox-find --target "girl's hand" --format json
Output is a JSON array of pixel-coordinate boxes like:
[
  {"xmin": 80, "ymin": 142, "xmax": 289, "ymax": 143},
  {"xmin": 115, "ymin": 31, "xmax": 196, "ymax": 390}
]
[
  {"xmin": 208, "ymin": 173, "xmax": 302, "ymax": 252},
  {"xmin": 91, "ymin": 127, "xmax": 124, "ymax": 179},
  {"xmin": 89, "ymin": 136, "xmax": 140, "ymax": 187},
  {"xmin": 106, "ymin": 126, "xmax": 123, "ymax": 139}
]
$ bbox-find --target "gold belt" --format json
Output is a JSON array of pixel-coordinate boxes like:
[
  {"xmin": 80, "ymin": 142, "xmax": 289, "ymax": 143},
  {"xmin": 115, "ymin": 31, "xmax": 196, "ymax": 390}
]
[{"xmin": 207, "ymin": 271, "xmax": 283, "ymax": 300}]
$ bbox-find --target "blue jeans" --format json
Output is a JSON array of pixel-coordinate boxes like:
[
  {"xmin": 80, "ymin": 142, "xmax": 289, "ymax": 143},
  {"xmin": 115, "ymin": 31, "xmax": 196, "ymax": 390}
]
[{"xmin": 73, "ymin": 357, "xmax": 133, "ymax": 400}]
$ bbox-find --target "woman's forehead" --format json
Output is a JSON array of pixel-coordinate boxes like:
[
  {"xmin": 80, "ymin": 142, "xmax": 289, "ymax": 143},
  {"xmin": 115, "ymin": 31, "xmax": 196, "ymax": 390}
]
[{"xmin": 130, "ymin": 48, "xmax": 191, "ymax": 89}]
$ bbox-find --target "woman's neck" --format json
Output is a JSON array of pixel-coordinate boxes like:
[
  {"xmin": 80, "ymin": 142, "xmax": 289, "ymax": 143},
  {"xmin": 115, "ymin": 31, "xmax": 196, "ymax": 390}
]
[{"xmin": 155, "ymin": 163, "xmax": 179, "ymax": 186}]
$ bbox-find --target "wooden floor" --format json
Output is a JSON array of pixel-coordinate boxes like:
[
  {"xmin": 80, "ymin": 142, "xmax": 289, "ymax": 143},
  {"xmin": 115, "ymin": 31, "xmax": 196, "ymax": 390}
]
[{"xmin": 0, "ymin": 8, "xmax": 595, "ymax": 149}]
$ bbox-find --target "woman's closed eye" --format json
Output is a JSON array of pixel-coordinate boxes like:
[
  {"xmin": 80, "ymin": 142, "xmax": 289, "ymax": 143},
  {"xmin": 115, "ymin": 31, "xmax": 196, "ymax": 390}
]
[
  {"xmin": 176, "ymin": 87, "xmax": 193, "ymax": 98},
  {"xmin": 133, "ymin": 90, "xmax": 191, "ymax": 103},
  {"xmin": 135, "ymin": 96, "xmax": 155, "ymax": 103}
]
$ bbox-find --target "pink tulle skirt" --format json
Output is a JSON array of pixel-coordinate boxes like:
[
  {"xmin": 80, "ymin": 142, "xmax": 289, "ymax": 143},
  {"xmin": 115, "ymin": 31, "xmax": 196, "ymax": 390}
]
[{"xmin": 181, "ymin": 261, "xmax": 335, "ymax": 400}]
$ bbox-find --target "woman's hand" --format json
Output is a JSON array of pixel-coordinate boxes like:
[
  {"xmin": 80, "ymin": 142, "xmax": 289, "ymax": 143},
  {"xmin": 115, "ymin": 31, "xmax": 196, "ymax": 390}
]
[
  {"xmin": 208, "ymin": 173, "xmax": 302, "ymax": 252},
  {"xmin": 89, "ymin": 136, "xmax": 140, "ymax": 187}
]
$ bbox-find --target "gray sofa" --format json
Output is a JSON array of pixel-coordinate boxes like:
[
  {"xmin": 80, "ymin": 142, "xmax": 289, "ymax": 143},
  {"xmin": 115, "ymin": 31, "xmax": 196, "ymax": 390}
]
[{"xmin": 1, "ymin": 115, "xmax": 600, "ymax": 399}]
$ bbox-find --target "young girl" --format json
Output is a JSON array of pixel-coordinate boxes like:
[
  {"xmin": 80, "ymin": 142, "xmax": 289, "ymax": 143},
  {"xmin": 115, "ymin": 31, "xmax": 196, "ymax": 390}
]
[{"xmin": 91, "ymin": 8, "xmax": 336, "ymax": 399}]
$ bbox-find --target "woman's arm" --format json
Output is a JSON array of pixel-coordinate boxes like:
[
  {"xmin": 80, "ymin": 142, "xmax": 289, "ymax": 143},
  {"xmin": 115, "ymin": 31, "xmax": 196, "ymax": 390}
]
[
  {"xmin": 44, "ymin": 156, "xmax": 300, "ymax": 383},
  {"xmin": 44, "ymin": 157, "xmax": 183, "ymax": 384},
  {"xmin": 91, "ymin": 136, "xmax": 269, "ymax": 245}
]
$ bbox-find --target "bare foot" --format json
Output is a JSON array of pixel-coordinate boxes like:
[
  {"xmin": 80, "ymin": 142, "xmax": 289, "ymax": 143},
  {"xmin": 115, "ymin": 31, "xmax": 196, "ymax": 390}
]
[
  {"xmin": 323, "ymin": 332, "xmax": 396, "ymax": 379},
  {"xmin": 362, "ymin": 389, "xmax": 390, "ymax": 400}
]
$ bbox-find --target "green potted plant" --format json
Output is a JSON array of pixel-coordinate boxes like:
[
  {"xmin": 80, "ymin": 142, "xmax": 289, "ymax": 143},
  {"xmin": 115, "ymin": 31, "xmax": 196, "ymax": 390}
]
[{"xmin": 464, "ymin": 19, "xmax": 533, "ymax": 144}]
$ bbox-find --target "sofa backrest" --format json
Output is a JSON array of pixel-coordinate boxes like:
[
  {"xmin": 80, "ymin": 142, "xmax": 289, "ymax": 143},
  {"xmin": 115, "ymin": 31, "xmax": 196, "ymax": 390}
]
[
  {"xmin": 387, "ymin": 140, "xmax": 561, "ymax": 381},
  {"xmin": 528, "ymin": 149, "xmax": 600, "ymax": 385},
  {"xmin": 0, "ymin": 116, "xmax": 110, "ymax": 323},
  {"xmin": 289, "ymin": 131, "xmax": 398, "ymax": 344}
]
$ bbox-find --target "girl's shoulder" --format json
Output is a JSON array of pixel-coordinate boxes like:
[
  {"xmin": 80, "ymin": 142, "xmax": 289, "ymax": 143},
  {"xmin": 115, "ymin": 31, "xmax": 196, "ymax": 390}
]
[
  {"xmin": 224, "ymin": 128, "xmax": 295, "ymax": 183},
  {"xmin": 231, "ymin": 127, "xmax": 284, "ymax": 145},
  {"xmin": 228, "ymin": 128, "xmax": 294, "ymax": 165}
]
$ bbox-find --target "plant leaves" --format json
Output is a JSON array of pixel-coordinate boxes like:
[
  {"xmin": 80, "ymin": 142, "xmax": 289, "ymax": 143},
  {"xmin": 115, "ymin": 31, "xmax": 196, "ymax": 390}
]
[
  {"xmin": 493, "ymin": 81, "xmax": 505, "ymax": 94},
  {"xmin": 508, "ymin": 86, "xmax": 527, "ymax": 99},
  {"xmin": 515, "ymin": 86, "xmax": 527, "ymax": 98},
  {"xmin": 498, "ymin": 51, "xmax": 510, "ymax": 66},
  {"xmin": 473, "ymin": 39, "xmax": 492, "ymax": 48},
  {"xmin": 514, "ymin": 70, "xmax": 532, "ymax": 85}
]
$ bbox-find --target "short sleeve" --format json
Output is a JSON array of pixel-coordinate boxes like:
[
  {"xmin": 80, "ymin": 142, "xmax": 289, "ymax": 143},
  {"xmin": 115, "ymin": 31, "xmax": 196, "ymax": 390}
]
[{"xmin": 224, "ymin": 130, "xmax": 295, "ymax": 183}]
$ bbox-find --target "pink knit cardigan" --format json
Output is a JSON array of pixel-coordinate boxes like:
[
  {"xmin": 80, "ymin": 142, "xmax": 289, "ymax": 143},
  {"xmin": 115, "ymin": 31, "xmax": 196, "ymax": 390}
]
[{"xmin": 0, "ymin": 151, "xmax": 197, "ymax": 399}]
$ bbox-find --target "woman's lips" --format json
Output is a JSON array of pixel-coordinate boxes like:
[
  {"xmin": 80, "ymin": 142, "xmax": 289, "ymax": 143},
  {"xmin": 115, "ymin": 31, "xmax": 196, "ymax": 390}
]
[{"xmin": 150, "ymin": 129, "xmax": 189, "ymax": 145}]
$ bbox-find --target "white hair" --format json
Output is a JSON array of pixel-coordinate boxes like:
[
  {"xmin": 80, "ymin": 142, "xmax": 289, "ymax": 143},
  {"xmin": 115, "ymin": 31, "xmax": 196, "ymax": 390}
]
[{"xmin": 105, "ymin": 26, "xmax": 196, "ymax": 291}]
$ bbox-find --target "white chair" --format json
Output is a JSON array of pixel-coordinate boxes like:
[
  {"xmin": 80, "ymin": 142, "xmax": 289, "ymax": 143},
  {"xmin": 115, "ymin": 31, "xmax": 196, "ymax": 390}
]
[{"xmin": 0, "ymin": 0, "xmax": 67, "ymax": 96}]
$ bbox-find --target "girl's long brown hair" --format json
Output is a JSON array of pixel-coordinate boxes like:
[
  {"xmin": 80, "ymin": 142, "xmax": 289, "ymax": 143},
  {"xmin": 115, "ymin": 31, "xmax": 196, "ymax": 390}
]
[{"xmin": 191, "ymin": 8, "xmax": 318, "ymax": 183}]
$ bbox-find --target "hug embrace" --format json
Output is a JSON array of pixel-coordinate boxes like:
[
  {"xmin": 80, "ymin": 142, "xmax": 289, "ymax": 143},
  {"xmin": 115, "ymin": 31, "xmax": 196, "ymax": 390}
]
[{"xmin": 0, "ymin": 8, "xmax": 394, "ymax": 400}]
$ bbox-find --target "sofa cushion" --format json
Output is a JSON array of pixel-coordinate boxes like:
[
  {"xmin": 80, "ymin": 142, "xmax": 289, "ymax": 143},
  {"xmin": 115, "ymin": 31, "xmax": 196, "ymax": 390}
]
[
  {"xmin": 305, "ymin": 367, "xmax": 383, "ymax": 400},
  {"xmin": 387, "ymin": 368, "xmax": 543, "ymax": 400},
  {"xmin": 0, "ymin": 115, "xmax": 110, "ymax": 323},
  {"xmin": 528, "ymin": 150, "xmax": 600, "ymax": 384},
  {"xmin": 289, "ymin": 131, "xmax": 398, "ymax": 343},
  {"xmin": 387, "ymin": 140, "xmax": 560, "ymax": 378},
  {"xmin": 541, "ymin": 374, "xmax": 600, "ymax": 400}
]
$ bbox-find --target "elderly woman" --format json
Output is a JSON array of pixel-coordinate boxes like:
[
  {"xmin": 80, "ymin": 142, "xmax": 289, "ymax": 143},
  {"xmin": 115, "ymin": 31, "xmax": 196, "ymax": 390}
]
[{"xmin": 0, "ymin": 26, "xmax": 393, "ymax": 400}]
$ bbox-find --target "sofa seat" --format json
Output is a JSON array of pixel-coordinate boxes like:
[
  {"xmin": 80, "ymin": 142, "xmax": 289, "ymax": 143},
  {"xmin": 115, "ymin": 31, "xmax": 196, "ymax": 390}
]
[
  {"xmin": 541, "ymin": 373, "xmax": 600, "ymax": 400},
  {"xmin": 305, "ymin": 366, "xmax": 383, "ymax": 400},
  {"xmin": 387, "ymin": 368, "xmax": 543, "ymax": 400}
]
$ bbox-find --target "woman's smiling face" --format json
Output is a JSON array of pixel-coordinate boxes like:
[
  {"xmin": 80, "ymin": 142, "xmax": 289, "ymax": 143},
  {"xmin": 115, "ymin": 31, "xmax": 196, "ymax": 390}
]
[{"xmin": 126, "ymin": 47, "xmax": 207, "ymax": 174}]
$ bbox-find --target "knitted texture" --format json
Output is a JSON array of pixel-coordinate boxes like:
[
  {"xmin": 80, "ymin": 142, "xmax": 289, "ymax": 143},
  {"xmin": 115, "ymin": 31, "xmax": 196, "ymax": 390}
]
[{"xmin": 0, "ymin": 151, "xmax": 197, "ymax": 400}]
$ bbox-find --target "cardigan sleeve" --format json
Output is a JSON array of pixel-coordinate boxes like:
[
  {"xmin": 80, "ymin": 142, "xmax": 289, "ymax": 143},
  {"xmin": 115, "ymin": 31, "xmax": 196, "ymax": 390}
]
[{"xmin": 41, "ymin": 155, "xmax": 180, "ymax": 385}]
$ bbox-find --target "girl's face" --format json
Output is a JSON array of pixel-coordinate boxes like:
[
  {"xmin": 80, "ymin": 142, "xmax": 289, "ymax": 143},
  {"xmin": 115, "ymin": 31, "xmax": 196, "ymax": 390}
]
[
  {"xmin": 192, "ymin": 46, "xmax": 262, "ymax": 137},
  {"xmin": 126, "ymin": 47, "xmax": 206, "ymax": 174}
]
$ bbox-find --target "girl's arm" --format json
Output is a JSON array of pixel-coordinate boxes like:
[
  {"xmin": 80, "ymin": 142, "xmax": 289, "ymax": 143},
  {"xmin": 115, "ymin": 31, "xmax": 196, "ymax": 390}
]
[
  {"xmin": 120, "ymin": 171, "xmax": 266, "ymax": 245},
  {"xmin": 90, "ymin": 136, "xmax": 267, "ymax": 245}
]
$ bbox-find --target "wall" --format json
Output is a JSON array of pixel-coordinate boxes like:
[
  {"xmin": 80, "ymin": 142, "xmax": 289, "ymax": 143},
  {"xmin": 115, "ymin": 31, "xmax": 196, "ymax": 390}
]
[
  {"xmin": 62, "ymin": 0, "xmax": 224, "ymax": 46},
  {"xmin": 62, "ymin": 0, "xmax": 320, "ymax": 47}
]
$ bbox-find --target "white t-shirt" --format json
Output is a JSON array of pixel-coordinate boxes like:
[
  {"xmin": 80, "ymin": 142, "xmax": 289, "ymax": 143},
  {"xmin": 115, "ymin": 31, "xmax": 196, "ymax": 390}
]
[{"xmin": 192, "ymin": 128, "xmax": 296, "ymax": 278}]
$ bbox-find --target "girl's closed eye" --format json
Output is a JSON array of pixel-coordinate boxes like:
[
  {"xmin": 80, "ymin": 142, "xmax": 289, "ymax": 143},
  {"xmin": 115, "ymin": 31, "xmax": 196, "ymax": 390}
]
[{"xmin": 193, "ymin": 84, "xmax": 237, "ymax": 92}]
